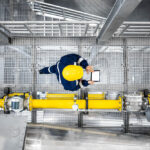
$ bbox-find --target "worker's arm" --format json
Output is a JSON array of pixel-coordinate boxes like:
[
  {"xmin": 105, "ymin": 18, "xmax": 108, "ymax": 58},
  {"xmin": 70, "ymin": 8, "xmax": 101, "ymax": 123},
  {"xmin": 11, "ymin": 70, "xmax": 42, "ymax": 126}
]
[
  {"xmin": 60, "ymin": 54, "xmax": 89, "ymax": 69},
  {"xmin": 79, "ymin": 80, "xmax": 89, "ymax": 88},
  {"xmin": 79, "ymin": 80, "xmax": 94, "ymax": 87},
  {"xmin": 63, "ymin": 80, "xmax": 94, "ymax": 91}
]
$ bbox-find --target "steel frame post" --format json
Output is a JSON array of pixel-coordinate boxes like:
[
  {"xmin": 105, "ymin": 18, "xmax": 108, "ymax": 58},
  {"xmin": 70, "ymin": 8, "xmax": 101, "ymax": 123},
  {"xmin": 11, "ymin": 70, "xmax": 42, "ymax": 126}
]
[
  {"xmin": 123, "ymin": 38, "xmax": 129, "ymax": 133},
  {"xmin": 123, "ymin": 38, "xmax": 128, "ymax": 94},
  {"xmin": 78, "ymin": 112, "xmax": 83, "ymax": 128},
  {"xmin": 31, "ymin": 38, "xmax": 37, "ymax": 123},
  {"xmin": 123, "ymin": 111, "xmax": 129, "ymax": 133},
  {"xmin": 78, "ymin": 89, "xmax": 84, "ymax": 128},
  {"xmin": 31, "ymin": 110, "xmax": 37, "ymax": 123}
]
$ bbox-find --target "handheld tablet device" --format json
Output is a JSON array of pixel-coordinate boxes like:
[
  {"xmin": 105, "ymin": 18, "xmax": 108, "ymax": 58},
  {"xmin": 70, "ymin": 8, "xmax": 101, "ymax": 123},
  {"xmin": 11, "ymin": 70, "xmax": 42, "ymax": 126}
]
[{"xmin": 91, "ymin": 70, "xmax": 100, "ymax": 82}]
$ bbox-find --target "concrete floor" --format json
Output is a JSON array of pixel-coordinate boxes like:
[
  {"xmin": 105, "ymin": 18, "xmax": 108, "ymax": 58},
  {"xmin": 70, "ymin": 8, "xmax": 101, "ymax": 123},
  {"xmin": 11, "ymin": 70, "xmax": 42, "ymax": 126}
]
[{"xmin": 24, "ymin": 124, "xmax": 150, "ymax": 150}]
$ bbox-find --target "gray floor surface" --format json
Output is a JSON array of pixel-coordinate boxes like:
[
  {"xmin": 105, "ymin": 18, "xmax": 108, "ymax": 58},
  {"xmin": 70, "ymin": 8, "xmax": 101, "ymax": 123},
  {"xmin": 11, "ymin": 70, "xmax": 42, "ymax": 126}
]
[{"xmin": 24, "ymin": 124, "xmax": 150, "ymax": 150}]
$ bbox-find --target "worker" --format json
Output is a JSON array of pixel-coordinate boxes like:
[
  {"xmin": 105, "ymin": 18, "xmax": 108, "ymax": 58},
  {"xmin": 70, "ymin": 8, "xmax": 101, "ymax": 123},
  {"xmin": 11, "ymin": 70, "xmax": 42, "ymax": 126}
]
[{"xmin": 39, "ymin": 54, "xmax": 94, "ymax": 91}]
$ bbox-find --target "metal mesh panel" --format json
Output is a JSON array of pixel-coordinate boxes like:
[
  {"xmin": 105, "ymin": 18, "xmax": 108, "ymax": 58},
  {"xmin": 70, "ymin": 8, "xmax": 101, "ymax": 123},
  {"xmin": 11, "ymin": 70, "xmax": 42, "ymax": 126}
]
[
  {"xmin": 0, "ymin": 38, "xmax": 95, "ymax": 95},
  {"xmin": 1, "ymin": 38, "xmax": 150, "ymax": 94},
  {"xmin": 0, "ymin": 43, "xmax": 80, "ymax": 94},
  {"xmin": 83, "ymin": 112, "xmax": 123, "ymax": 128},
  {"xmin": 128, "ymin": 46, "xmax": 150, "ymax": 92},
  {"xmin": 83, "ymin": 45, "xmax": 124, "ymax": 92},
  {"xmin": 37, "ymin": 110, "xmax": 78, "ymax": 127},
  {"xmin": 128, "ymin": 112, "xmax": 150, "ymax": 134},
  {"xmin": 0, "ymin": 37, "xmax": 150, "ymax": 131},
  {"xmin": 35, "ymin": 110, "xmax": 124, "ymax": 129},
  {"xmin": 0, "ymin": 45, "xmax": 33, "ymax": 93}
]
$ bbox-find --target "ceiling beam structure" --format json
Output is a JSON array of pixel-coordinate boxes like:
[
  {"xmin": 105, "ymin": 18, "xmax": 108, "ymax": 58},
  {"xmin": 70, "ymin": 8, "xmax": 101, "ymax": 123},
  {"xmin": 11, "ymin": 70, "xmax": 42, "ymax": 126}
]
[
  {"xmin": 0, "ymin": 30, "xmax": 11, "ymax": 45},
  {"xmin": 89, "ymin": 0, "xmax": 142, "ymax": 64},
  {"xmin": 58, "ymin": 24, "xmax": 63, "ymax": 36},
  {"xmin": 24, "ymin": 24, "xmax": 33, "ymax": 34},
  {"xmin": 0, "ymin": 24, "xmax": 11, "ymax": 45},
  {"xmin": 93, "ymin": 24, "xmax": 100, "ymax": 35},
  {"xmin": 84, "ymin": 24, "xmax": 89, "ymax": 36},
  {"xmin": 96, "ymin": 0, "xmax": 143, "ymax": 44}
]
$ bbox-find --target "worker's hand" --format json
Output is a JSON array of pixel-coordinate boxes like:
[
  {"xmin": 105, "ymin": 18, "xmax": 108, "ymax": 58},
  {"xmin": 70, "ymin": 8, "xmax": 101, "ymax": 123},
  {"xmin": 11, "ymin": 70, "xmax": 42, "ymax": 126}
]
[
  {"xmin": 79, "ymin": 78, "xmax": 82, "ymax": 82},
  {"xmin": 88, "ymin": 80, "xmax": 94, "ymax": 85},
  {"xmin": 86, "ymin": 66, "xmax": 94, "ymax": 74}
]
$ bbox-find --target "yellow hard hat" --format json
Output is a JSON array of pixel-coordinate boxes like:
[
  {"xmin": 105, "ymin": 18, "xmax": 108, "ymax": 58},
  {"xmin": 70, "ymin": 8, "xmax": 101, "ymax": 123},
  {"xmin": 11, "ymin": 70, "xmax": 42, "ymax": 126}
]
[{"xmin": 62, "ymin": 65, "xmax": 83, "ymax": 81}]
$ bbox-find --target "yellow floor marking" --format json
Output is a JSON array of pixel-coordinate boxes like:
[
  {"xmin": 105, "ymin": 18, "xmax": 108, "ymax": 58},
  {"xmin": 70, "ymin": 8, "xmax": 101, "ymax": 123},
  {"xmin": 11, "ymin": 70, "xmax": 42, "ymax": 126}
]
[{"xmin": 28, "ymin": 123, "xmax": 117, "ymax": 136}]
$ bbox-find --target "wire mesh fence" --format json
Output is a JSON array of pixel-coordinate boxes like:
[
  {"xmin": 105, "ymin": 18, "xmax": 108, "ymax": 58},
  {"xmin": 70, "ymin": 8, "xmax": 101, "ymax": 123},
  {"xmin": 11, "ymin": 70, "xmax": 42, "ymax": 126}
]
[
  {"xmin": 17, "ymin": 110, "xmax": 150, "ymax": 134},
  {"xmin": 0, "ymin": 36, "xmax": 150, "ymax": 131},
  {"xmin": 128, "ymin": 46, "xmax": 150, "ymax": 92},
  {"xmin": 128, "ymin": 112, "xmax": 150, "ymax": 134},
  {"xmin": 82, "ymin": 45, "xmax": 124, "ymax": 92}
]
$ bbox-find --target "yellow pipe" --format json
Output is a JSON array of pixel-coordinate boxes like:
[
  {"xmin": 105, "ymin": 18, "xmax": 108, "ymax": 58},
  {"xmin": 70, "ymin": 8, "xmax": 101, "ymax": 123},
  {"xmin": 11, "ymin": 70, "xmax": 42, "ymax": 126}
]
[
  {"xmin": 148, "ymin": 94, "xmax": 150, "ymax": 105},
  {"xmin": 46, "ymin": 93, "xmax": 75, "ymax": 99},
  {"xmin": 88, "ymin": 93, "xmax": 105, "ymax": 100},
  {"xmin": 0, "ymin": 93, "xmax": 122, "ymax": 112},
  {"xmin": 29, "ymin": 96, "xmax": 122, "ymax": 111},
  {"xmin": 29, "ymin": 96, "xmax": 85, "ymax": 111},
  {"xmin": 88, "ymin": 97, "xmax": 122, "ymax": 111},
  {"xmin": 0, "ymin": 98, "xmax": 5, "ymax": 109}
]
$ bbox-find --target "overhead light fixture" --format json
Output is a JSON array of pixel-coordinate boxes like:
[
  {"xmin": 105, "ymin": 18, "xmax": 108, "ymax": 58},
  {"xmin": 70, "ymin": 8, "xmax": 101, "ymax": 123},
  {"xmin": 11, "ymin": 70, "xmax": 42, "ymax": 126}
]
[
  {"xmin": 65, "ymin": 18, "xmax": 76, "ymax": 21},
  {"xmin": 89, "ymin": 23, "xmax": 97, "ymax": 27}
]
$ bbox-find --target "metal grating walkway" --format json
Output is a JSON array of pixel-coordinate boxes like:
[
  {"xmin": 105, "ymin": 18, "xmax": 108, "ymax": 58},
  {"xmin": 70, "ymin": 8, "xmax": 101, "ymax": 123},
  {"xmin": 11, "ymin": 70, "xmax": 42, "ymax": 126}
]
[{"xmin": 0, "ymin": 21, "xmax": 102, "ymax": 37}]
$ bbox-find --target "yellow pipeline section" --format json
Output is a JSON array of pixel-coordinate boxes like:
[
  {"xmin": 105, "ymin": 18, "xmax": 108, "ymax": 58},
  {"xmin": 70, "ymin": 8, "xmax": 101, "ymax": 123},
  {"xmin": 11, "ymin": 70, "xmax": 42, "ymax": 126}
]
[
  {"xmin": 0, "ymin": 98, "xmax": 4, "ymax": 109},
  {"xmin": 88, "ymin": 93, "xmax": 105, "ymax": 100},
  {"xmin": 29, "ymin": 97, "xmax": 85, "ymax": 111},
  {"xmin": 29, "ymin": 96, "xmax": 122, "ymax": 111},
  {"xmin": 46, "ymin": 93, "xmax": 75, "ymax": 99},
  {"xmin": 148, "ymin": 94, "xmax": 150, "ymax": 104},
  {"xmin": 0, "ymin": 93, "xmax": 122, "ymax": 111}
]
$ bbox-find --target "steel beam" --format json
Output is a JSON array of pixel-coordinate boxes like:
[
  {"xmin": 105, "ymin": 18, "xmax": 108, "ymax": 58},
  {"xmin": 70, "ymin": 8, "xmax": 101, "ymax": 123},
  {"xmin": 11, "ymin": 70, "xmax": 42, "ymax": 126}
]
[
  {"xmin": 0, "ymin": 21, "xmax": 99, "ymax": 24},
  {"xmin": 124, "ymin": 21, "xmax": 150, "ymax": 25},
  {"xmin": 119, "ymin": 24, "xmax": 130, "ymax": 36},
  {"xmin": 84, "ymin": 24, "xmax": 89, "ymax": 36},
  {"xmin": 0, "ymin": 30, "xmax": 10, "ymax": 45},
  {"xmin": 58, "ymin": 24, "xmax": 63, "ymax": 36},
  {"xmin": 96, "ymin": 0, "xmax": 142, "ymax": 44},
  {"xmin": 93, "ymin": 24, "xmax": 100, "ymax": 35},
  {"xmin": 24, "ymin": 24, "xmax": 33, "ymax": 34},
  {"xmin": 0, "ymin": 24, "xmax": 11, "ymax": 36}
]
